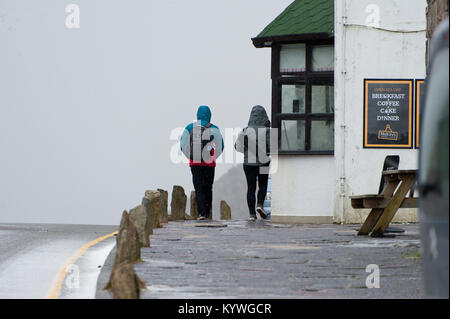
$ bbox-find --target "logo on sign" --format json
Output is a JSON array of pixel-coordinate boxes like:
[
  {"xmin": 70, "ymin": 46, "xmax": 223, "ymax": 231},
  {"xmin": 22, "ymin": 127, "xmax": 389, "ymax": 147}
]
[{"xmin": 378, "ymin": 124, "xmax": 398, "ymax": 141}]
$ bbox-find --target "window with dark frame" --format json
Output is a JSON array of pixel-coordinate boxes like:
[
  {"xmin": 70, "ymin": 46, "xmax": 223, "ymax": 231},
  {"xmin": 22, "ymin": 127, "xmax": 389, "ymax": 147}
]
[{"xmin": 272, "ymin": 40, "xmax": 335, "ymax": 155}]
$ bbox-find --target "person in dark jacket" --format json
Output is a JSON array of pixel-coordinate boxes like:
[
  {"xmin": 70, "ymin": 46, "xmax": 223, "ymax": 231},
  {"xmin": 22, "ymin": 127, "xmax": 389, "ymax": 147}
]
[
  {"xmin": 180, "ymin": 105, "xmax": 224, "ymax": 220},
  {"xmin": 235, "ymin": 105, "xmax": 271, "ymax": 221}
]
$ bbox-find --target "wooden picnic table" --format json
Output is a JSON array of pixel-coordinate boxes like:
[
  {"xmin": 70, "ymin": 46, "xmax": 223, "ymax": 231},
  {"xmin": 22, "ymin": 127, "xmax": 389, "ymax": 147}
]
[{"xmin": 350, "ymin": 169, "xmax": 418, "ymax": 237}]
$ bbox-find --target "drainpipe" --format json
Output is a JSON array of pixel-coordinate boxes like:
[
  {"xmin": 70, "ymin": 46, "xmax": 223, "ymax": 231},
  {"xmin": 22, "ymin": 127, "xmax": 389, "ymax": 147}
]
[{"xmin": 338, "ymin": 0, "xmax": 347, "ymax": 224}]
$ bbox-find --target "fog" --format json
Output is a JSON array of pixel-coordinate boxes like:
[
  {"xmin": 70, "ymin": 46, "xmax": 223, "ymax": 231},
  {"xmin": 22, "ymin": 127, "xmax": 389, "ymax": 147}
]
[{"xmin": 0, "ymin": 0, "xmax": 292, "ymax": 225}]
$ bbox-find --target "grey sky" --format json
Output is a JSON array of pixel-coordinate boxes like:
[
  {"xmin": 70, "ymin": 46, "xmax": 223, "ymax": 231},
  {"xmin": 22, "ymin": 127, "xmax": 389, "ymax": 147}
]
[{"xmin": 0, "ymin": 0, "xmax": 292, "ymax": 225}]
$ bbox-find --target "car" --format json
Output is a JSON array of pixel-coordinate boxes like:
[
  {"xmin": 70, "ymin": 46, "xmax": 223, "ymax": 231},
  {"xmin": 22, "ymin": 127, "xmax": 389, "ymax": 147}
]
[
  {"xmin": 418, "ymin": 18, "xmax": 449, "ymax": 299},
  {"xmin": 263, "ymin": 177, "xmax": 271, "ymax": 220}
]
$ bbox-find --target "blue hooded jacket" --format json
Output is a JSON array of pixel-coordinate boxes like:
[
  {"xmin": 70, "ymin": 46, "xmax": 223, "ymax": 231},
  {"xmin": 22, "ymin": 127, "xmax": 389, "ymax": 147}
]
[{"xmin": 180, "ymin": 106, "xmax": 224, "ymax": 165}]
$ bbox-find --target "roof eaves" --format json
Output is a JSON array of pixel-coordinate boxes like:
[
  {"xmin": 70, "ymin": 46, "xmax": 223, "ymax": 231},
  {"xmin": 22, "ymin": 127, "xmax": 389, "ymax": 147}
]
[{"xmin": 252, "ymin": 32, "xmax": 332, "ymax": 48}]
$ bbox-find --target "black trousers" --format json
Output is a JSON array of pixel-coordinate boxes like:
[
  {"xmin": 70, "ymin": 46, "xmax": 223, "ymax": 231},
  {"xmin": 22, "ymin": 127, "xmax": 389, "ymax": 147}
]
[
  {"xmin": 243, "ymin": 164, "xmax": 269, "ymax": 216},
  {"xmin": 191, "ymin": 166, "xmax": 215, "ymax": 218}
]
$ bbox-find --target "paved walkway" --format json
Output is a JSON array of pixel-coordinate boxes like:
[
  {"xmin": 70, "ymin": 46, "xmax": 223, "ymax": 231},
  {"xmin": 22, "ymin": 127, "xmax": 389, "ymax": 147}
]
[{"xmin": 131, "ymin": 220, "xmax": 424, "ymax": 299}]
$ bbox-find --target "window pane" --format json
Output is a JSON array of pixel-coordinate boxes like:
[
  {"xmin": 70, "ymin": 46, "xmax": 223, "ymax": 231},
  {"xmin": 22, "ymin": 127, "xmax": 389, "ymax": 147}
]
[
  {"xmin": 312, "ymin": 85, "xmax": 334, "ymax": 113},
  {"xmin": 280, "ymin": 44, "xmax": 306, "ymax": 73},
  {"xmin": 311, "ymin": 120, "xmax": 334, "ymax": 151},
  {"xmin": 312, "ymin": 45, "xmax": 334, "ymax": 72},
  {"xmin": 281, "ymin": 84, "xmax": 306, "ymax": 113},
  {"xmin": 281, "ymin": 120, "xmax": 305, "ymax": 151}
]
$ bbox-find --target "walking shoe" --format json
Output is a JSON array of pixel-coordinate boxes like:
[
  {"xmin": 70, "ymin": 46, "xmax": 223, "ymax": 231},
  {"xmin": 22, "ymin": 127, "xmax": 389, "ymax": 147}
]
[
  {"xmin": 256, "ymin": 204, "xmax": 267, "ymax": 219},
  {"xmin": 248, "ymin": 215, "xmax": 257, "ymax": 221},
  {"xmin": 198, "ymin": 216, "xmax": 206, "ymax": 220}
]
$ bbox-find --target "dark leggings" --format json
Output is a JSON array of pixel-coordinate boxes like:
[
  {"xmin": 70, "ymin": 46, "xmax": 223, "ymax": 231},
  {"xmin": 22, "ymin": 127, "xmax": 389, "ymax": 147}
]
[
  {"xmin": 243, "ymin": 164, "xmax": 269, "ymax": 216},
  {"xmin": 191, "ymin": 166, "xmax": 215, "ymax": 218}
]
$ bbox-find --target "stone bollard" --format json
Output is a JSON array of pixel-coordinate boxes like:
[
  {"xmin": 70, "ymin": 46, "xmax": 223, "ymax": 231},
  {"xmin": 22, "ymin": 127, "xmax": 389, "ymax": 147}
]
[
  {"xmin": 207, "ymin": 206, "xmax": 213, "ymax": 220},
  {"xmin": 170, "ymin": 185, "xmax": 187, "ymax": 221},
  {"xmin": 105, "ymin": 261, "xmax": 146, "ymax": 299},
  {"xmin": 129, "ymin": 204, "xmax": 152, "ymax": 247},
  {"xmin": 190, "ymin": 191, "xmax": 198, "ymax": 220},
  {"xmin": 144, "ymin": 190, "xmax": 162, "ymax": 229},
  {"xmin": 220, "ymin": 200, "xmax": 231, "ymax": 220},
  {"xmin": 157, "ymin": 188, "xmax": 169, "ymax": 224},
  {"xmin": 114, "ymin": 210, "xmax": 141, "ymax": 265}
]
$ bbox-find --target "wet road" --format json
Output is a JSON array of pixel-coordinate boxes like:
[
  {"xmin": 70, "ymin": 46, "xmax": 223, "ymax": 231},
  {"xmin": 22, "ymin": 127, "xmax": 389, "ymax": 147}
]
[
  {"xmin": 0, "ymin": 223, "xmax": 117, "ymax": 299},
  {"xmin": 132, "ymin": 220, "xmax": 424, "ymax": 299}
]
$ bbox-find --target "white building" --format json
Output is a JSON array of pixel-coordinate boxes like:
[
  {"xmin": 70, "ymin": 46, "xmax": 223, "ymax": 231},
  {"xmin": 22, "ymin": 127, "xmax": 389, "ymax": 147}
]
[{"xmin": 252, "ymin": 0, "xmax": 427, "ymax": 223}]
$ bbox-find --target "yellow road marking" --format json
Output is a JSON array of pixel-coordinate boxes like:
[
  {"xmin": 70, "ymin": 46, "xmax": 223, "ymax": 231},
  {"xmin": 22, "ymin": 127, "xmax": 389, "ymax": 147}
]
[{"xmin": 46, "ymin": 231, "xmax": 118, "ymax": 299}]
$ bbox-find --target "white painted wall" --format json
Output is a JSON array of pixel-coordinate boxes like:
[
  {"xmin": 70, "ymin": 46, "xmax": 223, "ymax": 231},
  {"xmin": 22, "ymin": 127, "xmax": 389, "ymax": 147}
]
[
  {"xmin": 334, "ymin": 0, "xmax": 427, "ymax": 223},
  {"xmin": 272, "ymin": 155, "xmax": 334, "ymax": 220}
]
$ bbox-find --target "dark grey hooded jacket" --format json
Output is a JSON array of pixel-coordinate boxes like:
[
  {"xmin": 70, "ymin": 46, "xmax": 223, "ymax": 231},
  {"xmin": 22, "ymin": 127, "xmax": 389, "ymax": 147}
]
[{"xmin": 235, "ymin": 105, "xmax": 271, "ymax": 166}]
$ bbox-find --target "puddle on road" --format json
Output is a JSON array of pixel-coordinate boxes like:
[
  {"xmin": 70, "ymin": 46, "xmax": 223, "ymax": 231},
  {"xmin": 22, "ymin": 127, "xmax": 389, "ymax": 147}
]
[
  {"xmin": 342, "ymin": 239, "xmax": 421, "ymax": 248},
  {"xmin": 183, "ymin": 234, "xmax": 209, "ymax": 239},
  {"xmin": 144, "ymin": 284, "xmax": 237, "ymax": 299},
  {"xmin": 251, "ymin": 244, "xmax": 321, "ymax": 250},
  {"xmin": 143, "ymin": 259, "xmax": 185, "ymax": 269}
]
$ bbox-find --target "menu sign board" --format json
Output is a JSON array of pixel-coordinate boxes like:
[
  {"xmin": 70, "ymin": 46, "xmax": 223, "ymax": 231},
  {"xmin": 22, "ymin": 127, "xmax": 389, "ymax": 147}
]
[
  {"xmin": 415, "ymin": 79, "xmax": 425, "ymax": 148},
  {"xmin": 363, "ymin": 79, "xmax": 413, "ymax": 148}
]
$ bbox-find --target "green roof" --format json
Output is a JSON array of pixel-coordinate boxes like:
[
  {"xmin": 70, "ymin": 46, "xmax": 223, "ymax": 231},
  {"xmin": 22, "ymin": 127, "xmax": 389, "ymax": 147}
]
[{"xmin": 254, "ymin": 0, "xmax": 334, "ymax": 40}]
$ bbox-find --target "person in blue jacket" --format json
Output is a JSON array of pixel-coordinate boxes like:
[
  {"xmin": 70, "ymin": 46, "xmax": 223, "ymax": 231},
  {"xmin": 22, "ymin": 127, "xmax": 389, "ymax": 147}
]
[{"xmin": 180, "ymin": 105, "xmax": 224, "ymax": 220}]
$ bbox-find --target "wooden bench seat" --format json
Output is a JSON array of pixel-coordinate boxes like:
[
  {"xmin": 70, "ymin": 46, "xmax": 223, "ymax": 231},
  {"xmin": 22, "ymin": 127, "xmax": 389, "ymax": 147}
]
[
  {"xmin": 350, "ymin": 194, "xmax": 384, "ymax": 199},
  {"xmin": 350, "ymin": 195, "xmax": 418, "ymax": 209},
  {"xmin": 352, "ymin": 169, "xmax": 418, "ymax": 237}
]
